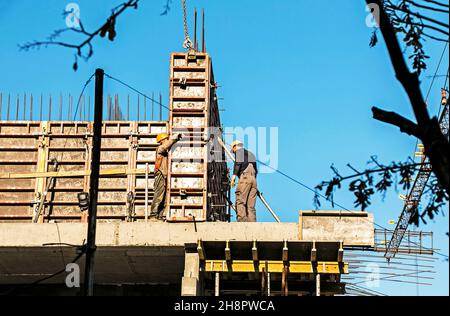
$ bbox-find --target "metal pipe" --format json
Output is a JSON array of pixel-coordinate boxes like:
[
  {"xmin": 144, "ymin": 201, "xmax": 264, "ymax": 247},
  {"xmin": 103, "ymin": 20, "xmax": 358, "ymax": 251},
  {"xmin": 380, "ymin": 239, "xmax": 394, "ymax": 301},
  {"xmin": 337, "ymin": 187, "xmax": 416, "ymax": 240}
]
[
  {"xmin": 144, "ymin": 95, "xmax": 147, "ymax": 121},
  {"xmin": 83, "ymin": 95, "xmax": 86, "ymax": 121},
  {"xmin": 84, "ymin": 68, "xmax": 104, "ymax": 297},
  {"xmin": 127, "ymin": 95, "xmax": 130, "ymax": 121},
  {"xmin": 7, "ymin": 94, "xmax": 10, "ymax": 120},
  {"xmin": 215, "ymin": 272, "xmax": 220, "ymax": 297},
  {"xmin": 48, "ymin": 94, "xmax": 52, "ymax": 121},
  {"xmin": 59, "ymin": 94, "xmax": 63, "ymax": 121},
  {"xmin": 16, "ymin": 95, "xmax": 19, "ymax": 120},
  {"xmin": 68, "ymin": 94, "xmax": 72, "ymax": 120},
  {"xmin": 39, "ymin": 94, "xmax": 42, "ymax": 121},
  {"xmin": 159, "ymin": 93, "xmax": 162, "ymax": 120},
  {"xmin": 202, "ymin": 9, "xmax": 205, "ymax": 53},
  {"xmin": 152, "ymin": 92, "xmax": 154, "ymax": 121},
  {"xmin": 194, "ymin": 8, "xmax": 198, "ymax": 51},
  {"xmin": 257, "ymin": 192, "xmax": 281, "ymax": 223},
  {"xmin": 316, "ymin": 273, "xmax": 321, "ymax": 296},
  {"xmin": 145, "ymin": 163, "xmax": 149, "ymax": 222},
  {"xmin": 137, "ymin": 95, "xmax": 140, "ymax": 121},
  {"xmin": 115, "ymin": 94, "xmax": 119, "ymax": 121},
  {"xmin": 23, "ymin": 93, "xmax": 26, "ymax": 120}
]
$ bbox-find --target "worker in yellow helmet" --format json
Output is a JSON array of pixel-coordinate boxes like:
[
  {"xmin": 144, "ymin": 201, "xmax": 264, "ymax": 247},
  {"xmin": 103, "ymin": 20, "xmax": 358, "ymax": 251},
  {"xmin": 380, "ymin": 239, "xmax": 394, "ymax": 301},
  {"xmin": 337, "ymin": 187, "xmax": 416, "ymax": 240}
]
[
  {"xmin": 230, "ymin": 140, "xmax": 258, "ymax": 222},
  {"xmin": 150, "ymin": 132, "xmax": 182, "ymax": 220}
]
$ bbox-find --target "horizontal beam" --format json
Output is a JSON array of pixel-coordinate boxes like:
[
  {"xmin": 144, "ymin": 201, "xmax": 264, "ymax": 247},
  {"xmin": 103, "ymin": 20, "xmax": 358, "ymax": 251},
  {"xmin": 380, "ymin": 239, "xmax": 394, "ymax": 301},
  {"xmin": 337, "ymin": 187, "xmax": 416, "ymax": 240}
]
[
  {"xmin": 204, "ymin": 261, "xmax": 348, "ymax": 274},
  {"xmin": 0, "ymin": 168, "xmax": 154, "ymax": 179}
]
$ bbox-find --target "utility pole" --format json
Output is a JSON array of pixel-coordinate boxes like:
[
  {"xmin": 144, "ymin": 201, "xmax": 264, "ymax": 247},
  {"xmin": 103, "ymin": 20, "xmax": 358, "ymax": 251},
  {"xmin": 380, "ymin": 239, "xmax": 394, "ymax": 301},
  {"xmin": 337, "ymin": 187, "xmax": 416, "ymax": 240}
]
[{"xmin": 84, "ymin": 68, "xmax": 104, "ymax": 296}]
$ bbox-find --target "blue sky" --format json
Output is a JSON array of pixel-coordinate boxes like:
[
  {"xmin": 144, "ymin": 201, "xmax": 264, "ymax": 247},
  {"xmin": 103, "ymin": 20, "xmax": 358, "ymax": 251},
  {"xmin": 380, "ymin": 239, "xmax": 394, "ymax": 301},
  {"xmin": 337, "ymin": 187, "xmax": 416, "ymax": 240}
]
[{"xmin": 0, "ymin": 0, "xmax": 448, "ymax": 296}]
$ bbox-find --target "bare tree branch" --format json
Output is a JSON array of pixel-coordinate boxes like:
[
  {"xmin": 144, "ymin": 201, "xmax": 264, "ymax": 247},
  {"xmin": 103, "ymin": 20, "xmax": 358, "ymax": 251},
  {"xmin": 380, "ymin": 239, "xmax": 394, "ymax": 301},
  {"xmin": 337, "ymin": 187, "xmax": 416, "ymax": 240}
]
[
  {"xmin": 372, "ymin": 107, "xmax": 422, "ymax": 137},
  {"xmin": 366, "ymin": 0, "xmax": 450, "ymax": 195},
  {"xmin": 19, "ymin": 0, "xmax": 140, "ymax": 70},
  {"xmin": 392, "ymin": 19, "xmax": 449, "ymax": 36},
  {"xmin": 387, "ymin": 3, "xmax": 449, "ymax": 29}
]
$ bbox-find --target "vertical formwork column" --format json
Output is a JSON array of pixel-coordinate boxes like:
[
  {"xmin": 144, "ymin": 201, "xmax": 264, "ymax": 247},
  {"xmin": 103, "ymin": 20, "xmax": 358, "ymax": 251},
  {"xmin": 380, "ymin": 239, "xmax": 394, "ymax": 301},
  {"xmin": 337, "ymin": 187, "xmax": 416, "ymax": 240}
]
[
  {"xmin": 126, "ymin": 121, "xmax": 138, "ymax": 221},
  {"xmin": 181, "ymin": 245, "xmax": 202, "ymax": 296},
  {"xmin": 82, "ymin": 122, "xmax": 93, "ymax": 223},
  {"xmin": 167, "ymin": 52, "xmax": 211, "ymax": 222},
  {"xmin": 33, "ymin": 121, "xmax": 49, "ymax": 223}
]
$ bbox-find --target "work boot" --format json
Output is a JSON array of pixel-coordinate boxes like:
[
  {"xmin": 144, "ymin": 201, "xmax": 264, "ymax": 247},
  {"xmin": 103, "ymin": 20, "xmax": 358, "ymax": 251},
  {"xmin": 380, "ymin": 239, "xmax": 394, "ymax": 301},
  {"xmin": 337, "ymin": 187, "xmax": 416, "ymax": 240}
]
[{"xmin": 157, "ymin": 214, "xmax": 167, "ymax": 222}]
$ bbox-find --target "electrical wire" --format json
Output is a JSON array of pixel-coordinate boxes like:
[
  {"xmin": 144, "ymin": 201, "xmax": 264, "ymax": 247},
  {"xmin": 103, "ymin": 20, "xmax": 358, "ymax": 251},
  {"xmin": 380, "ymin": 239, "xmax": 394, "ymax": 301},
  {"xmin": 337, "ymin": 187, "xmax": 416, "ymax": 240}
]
[
  {"xmin": 220, "ymin": 140, "xmax": 448, "ymax": 259},
  {"xmin": 0, "ymin": 248, "xmax": 85, "ymax": 296},
  {"xmin": 345, "ymin": 283, "xmax": 388, "ymax": 296},
  {"xmin": 1, "ymin": 74, "xmax": 95, "ymax": 296},
  {"xmin": 104, "ymin": 73, "xmax": 170, "ymax": 110}
]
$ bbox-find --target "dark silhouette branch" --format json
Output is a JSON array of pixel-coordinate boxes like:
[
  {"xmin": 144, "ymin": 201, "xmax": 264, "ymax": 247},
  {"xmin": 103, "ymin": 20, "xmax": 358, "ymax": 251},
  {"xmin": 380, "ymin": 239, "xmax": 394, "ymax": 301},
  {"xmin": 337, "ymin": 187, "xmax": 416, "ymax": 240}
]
[
  {"xmin": 387, "ymin": 3, "xmax": 449, "ymax": 29},
  {"xmin": 391, "ymin": 17, "xmax": 449, "ymax": 36},
  {"xmin": 366, "ymin": 0, "xmax": 450, "ymax": 195},
  {"xmin": 19, "ymin": 0, "xmax": 140, "ymax": 70},
  {"xmin": 330, "ymin": 162, "xmax": 424, "ymax": 183},
  {"xmin": 372, "ymin": 107, "xmax": 422, "ymax": 138}
]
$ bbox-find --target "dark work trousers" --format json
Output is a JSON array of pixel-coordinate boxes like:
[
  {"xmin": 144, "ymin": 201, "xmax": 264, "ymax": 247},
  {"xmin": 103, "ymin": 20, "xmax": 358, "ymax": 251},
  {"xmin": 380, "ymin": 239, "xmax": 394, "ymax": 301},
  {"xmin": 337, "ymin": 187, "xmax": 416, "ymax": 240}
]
[
  {"xmin": 235, "ymin": 164, "xmax": 258, "ymax": 222},
  {"xmin": 150, "ymin": 172, "xmax": 167, "ymax": 218}
]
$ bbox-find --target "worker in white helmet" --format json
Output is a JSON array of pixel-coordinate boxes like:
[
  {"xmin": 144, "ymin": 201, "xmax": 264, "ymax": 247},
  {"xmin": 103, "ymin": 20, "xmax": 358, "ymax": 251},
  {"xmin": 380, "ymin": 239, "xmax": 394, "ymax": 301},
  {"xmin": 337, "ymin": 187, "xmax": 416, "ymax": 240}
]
[{"xmin": 230, "ymin": 141, "xmax": 258, "ymax": 222}]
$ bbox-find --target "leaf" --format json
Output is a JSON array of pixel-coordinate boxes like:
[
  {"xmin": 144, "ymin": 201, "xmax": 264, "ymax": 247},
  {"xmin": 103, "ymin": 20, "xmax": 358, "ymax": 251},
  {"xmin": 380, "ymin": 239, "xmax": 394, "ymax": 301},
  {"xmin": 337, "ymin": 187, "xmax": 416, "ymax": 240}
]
[{"xmin": 369, "ymin": 32, "xmax": 378, "ymax": 48}]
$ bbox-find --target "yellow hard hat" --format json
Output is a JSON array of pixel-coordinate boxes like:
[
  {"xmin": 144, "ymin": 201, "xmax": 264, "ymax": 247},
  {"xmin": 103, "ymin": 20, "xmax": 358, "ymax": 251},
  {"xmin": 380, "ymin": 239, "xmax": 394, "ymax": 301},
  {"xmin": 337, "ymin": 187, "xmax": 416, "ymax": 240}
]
[
  {"xmin": 156, "ymin": 133, "xmax": 169, "ymax": 143},
  {"xmin": 231, "ymin": 140, "xmax": 243, "ymax": 149}
]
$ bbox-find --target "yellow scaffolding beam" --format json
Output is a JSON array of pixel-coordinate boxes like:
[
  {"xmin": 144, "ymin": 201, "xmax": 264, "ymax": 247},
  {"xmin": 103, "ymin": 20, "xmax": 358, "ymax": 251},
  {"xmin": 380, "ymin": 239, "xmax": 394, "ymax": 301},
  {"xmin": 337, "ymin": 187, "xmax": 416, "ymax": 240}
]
[{"xmin": 204, "ymin": 260, "xmax": 349, "ymax": 274}]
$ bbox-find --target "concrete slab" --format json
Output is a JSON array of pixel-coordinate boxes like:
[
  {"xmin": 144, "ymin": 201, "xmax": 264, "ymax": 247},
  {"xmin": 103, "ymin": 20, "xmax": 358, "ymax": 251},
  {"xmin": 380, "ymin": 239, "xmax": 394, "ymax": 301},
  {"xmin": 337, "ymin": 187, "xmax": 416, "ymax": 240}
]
[{"xmin": 299, "ymin": 211, "xmax": 375, "ymax": 247}]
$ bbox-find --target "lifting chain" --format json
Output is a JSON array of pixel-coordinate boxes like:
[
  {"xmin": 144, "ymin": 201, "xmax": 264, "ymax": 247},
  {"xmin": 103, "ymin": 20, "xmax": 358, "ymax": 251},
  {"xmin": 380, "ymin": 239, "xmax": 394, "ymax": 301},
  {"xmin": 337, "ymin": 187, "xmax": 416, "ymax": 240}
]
[{"xmin": 182, "ymin": 0, "xmax": 193, "ymax": 50}]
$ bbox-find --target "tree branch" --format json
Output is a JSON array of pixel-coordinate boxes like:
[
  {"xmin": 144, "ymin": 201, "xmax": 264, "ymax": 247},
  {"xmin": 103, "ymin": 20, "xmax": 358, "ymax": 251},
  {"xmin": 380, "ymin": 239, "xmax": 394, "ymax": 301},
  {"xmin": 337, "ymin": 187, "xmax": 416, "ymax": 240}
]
[
  {"xmin": 388, "ymin": 3, "xmax": 449, "ymax": 29},
  {"xmin": 391, "ymin": 18, "xmax": 449, "ymax": 36},
  {"xmin": 366, "ymin": 0, "xmax": 450, "ymax": 194},
  {"xmin": 372, "ymin": 107, "xmax": 422, "ymax": 138},
  {"xmin": 19, "ymin": 0, "xmax": 140, "ymax": 69}
]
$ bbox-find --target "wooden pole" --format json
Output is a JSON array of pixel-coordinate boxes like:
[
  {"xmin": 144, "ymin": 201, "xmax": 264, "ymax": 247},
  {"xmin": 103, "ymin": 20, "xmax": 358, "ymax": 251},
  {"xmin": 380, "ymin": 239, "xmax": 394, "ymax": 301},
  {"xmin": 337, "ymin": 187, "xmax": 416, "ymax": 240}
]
[{"xmin": 145, "ymin": 163, "xmax": 149, "ymax": 222}]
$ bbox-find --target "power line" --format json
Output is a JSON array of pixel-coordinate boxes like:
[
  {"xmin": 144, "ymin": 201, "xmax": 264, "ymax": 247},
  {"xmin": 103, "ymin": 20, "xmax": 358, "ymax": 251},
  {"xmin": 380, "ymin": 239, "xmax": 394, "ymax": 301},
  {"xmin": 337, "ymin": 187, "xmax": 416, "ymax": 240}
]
[
  {"xmin": 225, "ymin": 146, "xmax": 448, "ymax": 259},
  {"xmin": 0, "ymin": 248, "xmax": 85, "ymax": 296},
  {"xmin": 104, "ymin": 73, "xmax": 169, "ymax": 110},
  {"xmin": 345, "ymin": 283, "xmax": 388, "ymax": 296}
]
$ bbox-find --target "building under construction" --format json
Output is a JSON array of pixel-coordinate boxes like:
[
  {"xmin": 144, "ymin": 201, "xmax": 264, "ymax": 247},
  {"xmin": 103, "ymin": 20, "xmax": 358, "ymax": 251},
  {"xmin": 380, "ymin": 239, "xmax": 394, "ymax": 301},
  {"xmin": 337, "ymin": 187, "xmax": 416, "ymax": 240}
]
[{"xmin": 0, "ymin": 49, "xmax": 440, "ymax": 296}]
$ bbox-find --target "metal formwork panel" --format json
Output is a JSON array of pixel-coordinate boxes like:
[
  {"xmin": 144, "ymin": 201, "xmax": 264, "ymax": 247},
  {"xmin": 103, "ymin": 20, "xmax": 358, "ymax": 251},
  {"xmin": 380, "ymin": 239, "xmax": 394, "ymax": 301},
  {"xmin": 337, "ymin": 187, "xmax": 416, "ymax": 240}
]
[
  {"xmin": 167, "ymin": 52, "xmax": 228, "ymax": 222},
  {"xmin": 0, "ymin": 122, "xmax": 41, "ymax": 221},
  {"xmin": 0, "ymin": 120, "xmax": 167, "ymax": 223}
]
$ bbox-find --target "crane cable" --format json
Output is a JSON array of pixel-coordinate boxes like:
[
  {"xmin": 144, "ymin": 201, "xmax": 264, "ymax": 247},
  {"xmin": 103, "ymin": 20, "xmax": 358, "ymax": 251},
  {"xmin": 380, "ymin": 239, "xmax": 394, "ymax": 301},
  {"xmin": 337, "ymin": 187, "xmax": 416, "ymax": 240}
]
[{"xmin": 181, "ymin": 0, "xmax": 193, "ymax": 50}]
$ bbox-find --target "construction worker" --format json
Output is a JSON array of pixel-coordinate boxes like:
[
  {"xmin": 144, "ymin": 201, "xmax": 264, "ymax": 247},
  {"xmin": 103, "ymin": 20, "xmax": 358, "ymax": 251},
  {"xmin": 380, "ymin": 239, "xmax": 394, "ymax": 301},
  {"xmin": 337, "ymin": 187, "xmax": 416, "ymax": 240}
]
[
  {"xmin": 150, "ymin": 132, "xmax": 182, "ymax": 220},
  {"xmin": 230, "ymin": 141, "xmax": 258, "ymax": 222}
]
